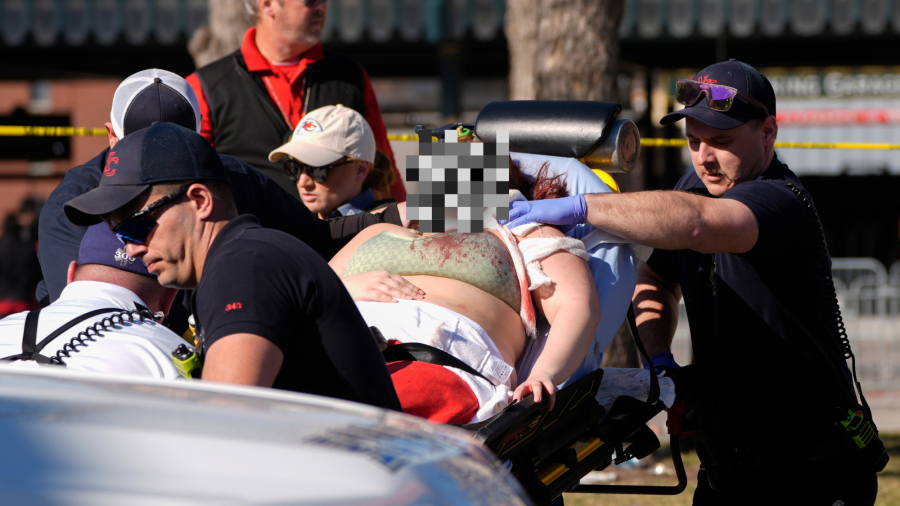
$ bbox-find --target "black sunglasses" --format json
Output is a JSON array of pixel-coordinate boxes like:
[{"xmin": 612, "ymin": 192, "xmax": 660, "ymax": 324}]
[
  {"xmin": 283, "ymin": 158, "xmax": 353, "ymax": 183},
  {"xmin": 112, "ymin": 184, "xmax": 192, "ymax": 245}
]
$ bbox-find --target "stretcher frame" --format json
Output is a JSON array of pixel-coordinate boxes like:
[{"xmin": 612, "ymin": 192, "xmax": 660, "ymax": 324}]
[{"xmin": 458, "ymin": 308, "xmax": 688, "ymax": 505}]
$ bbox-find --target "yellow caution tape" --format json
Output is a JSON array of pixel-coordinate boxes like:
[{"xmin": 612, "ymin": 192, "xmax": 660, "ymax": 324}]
[
  {"xmin": 388, "ymin": 134, "xmax": 900, "ymax": 150},
  {"xmin": 771, "ymin": 141, "xmax": 900, "ymax": 150},
  {"xmin": 0, "ymin": 125, "xmax": 107, "ymax": 137},
  {"xmin": 639, "ymin": 138, "xmax": 900, "ymax": 150},
  {"xmin": 387, "ymin": 133, "xmax": 422, "ymax": 141},
  {"xmin": 3, "ymin": 126, "xmax": 900, "ymax": 150},
  {"xmin": 640, "ymin": 138, "xmax": 690, "ymax": 147}
]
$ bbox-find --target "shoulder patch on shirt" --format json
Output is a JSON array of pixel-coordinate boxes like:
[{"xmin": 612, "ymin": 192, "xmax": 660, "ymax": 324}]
[{"xmin": 296, "ymin": 118, "xmax": 324, "ymax": 136}]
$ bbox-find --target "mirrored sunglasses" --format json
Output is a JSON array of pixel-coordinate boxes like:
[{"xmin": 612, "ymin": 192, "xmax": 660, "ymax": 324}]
[
  {"xmin": 112, "ymin": 184, "xmax": 191, "ymax": 245},
  {"xmin": 675, "ymin": 80, "xmax": 770, "ymax": 118}
]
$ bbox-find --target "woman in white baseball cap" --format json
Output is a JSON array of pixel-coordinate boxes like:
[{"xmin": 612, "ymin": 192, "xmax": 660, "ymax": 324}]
[{"xmin": 269, "ymin": 105, "xmax": 396, "ymax": 219}]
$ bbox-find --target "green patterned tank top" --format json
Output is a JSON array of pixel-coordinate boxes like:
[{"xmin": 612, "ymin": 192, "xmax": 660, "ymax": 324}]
[{"xmin": 344, "ymin": 231, "xmax": 521, "ymax": 312}]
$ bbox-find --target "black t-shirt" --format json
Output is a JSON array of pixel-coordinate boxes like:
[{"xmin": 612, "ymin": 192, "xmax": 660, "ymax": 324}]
[
  {"xmin": 192, "ymin": 215, "xmax": 401, "ymax": 411},
  {"xmin": 647, "ymin": 158, "xmax": 853, "ymax": 448}
]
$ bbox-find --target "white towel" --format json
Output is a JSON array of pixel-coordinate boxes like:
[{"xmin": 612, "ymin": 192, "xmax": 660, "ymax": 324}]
[
  {"xmin": 508, "ymin": 189, "xmax": 541, "ymax": 237},
  {"xmin": 507, "ymin": 189, "xmax": 590, "ymax": 291},
  {"xmin": 519, "ymin": 238, "xmax": 590, "ymax": 291}
]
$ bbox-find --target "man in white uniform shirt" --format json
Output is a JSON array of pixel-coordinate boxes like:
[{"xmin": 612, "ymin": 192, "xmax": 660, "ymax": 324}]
[{"xmin": 0, "ymin": 224, "xmax": 185, "ymax": 379}]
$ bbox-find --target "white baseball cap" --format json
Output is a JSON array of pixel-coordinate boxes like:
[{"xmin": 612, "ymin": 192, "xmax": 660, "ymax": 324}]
[
  {"xmin": 110, "ymin": 69, "xmax": 201, "ymax": 139},
  {"xmin": 268, "ymin": 104, "xmax": 376, "ymax": 167}
]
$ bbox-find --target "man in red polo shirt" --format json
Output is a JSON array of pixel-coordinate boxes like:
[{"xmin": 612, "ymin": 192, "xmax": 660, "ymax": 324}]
[{"xmin": 186, "ymin": 0, "xmax": 405, "ymax": 201}]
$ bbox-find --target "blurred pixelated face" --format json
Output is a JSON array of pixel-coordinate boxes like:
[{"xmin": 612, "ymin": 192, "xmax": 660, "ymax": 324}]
[
  {"xmin": 272, "ymin": 0, "xmax": 327, "ymax": 48},
  {"xmin": 296, "ymin": 158, "xmax": 366, "ymax": 218},
  {"xmin": 685, "ymin": 117, "xmax": 769, "ymax": 197},
  {"xmin": 118, "ymin": 187, "xmax": 199, "ymax": 290},
  {"xmin": 406, "ymin": 130, "xmax": 510, "ymax": 233}
]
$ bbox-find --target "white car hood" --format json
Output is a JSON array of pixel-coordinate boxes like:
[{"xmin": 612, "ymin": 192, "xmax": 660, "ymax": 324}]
[{"xmin": 0, "ymin": 365, "xmax": 531, "ymax": 506}]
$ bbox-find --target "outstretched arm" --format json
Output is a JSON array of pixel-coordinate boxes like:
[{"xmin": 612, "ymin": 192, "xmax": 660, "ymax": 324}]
[
  {"xmin": 507, "ymin": 191, "xmax": 758, "ymax": 254},
  {"xmin": 583, "ymin": 191, "xmax": 757, "ymax": 253},
  {"xmin": 513, "ymin": 226, "xmax": 601, "ymax": 409}
]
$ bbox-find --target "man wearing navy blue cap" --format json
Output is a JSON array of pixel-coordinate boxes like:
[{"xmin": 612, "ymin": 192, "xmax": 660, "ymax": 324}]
[
  {"xmin": 506, "ymin": 60, "xmax": 880, "ymax": 503},
  {"xmin": 64, "ymin": 123, "xmax": 401, "ymax": 412},
  {"xmin": 37, "ymin": 69, "xmax": 409, "ymax": 310},
  {"xmin": 0, "ymin": 223, "xmax": 186, "ymax": 379}
]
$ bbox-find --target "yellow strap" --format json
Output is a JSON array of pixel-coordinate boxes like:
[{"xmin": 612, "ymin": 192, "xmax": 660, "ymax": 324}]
[{"xmin": 536, "ymin": 463, "xmax": 569, "ymax": 485}]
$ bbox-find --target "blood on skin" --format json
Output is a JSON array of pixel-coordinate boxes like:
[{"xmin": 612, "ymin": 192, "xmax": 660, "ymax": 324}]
[{"xmin": 407, "ymin": 232, "xmax": 514, "ymax": 280}]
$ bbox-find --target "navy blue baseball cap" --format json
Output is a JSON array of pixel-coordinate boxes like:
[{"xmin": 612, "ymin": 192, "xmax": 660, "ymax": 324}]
[
  {"xmin": 64, "ymin": 122, "xmax": 228, "ymax": 226},
  {"xmin": 79, "ymin": 223, "xmax": 153, "ymax": 277},
  {"xmin": 661, "ymin": 59, "xmax": 776, "ymax": 130}
]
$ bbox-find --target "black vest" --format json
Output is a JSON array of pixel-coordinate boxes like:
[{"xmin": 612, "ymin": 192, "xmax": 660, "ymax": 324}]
[{"xmin": 195, "ymin": 48, "xmax": 367, "ymax": 195}]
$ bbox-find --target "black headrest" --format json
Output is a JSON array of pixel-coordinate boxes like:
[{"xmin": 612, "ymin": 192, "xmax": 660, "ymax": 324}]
[{"xmin": 474, "ymin": 101, "xmax": 623, "ymax": 158}]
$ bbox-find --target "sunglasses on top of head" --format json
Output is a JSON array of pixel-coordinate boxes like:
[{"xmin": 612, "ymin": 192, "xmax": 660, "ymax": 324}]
[
  {"xmin": 283, "ymin": 158, "xmax": 353, "ymax": 183},
  {"xmin": 112, "ymin": 184, "xmax": 192, "ymax": 245},
  {"xmin": 675, "ymin": 80, "xmax": 770, "ymax": 119}
]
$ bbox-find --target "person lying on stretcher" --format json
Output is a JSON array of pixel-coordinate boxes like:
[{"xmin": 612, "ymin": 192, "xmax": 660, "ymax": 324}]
[{"xmin": 328, "ymin": 162, "xmax": 601, "ymax": 424}]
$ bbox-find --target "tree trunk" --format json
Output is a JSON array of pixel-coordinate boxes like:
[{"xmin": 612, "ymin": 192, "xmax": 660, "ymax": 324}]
[
  {"xmin": 505, "ymin": 0, "xmax": 624, "ymax": 101},
  {"xmin": 506, "ymin": 0, "xmax": 634, "ymax": 367},
  {"xmin": 505, "ymin": 0, "xmax": 540, "ymax": 100},
  {"xmin": 188, "ymin": 0, "xmax": 252, "ymax": 70}
]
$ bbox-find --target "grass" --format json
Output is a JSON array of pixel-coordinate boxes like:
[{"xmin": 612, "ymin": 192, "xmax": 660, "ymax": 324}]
[{"xmin": 562, "ymin": 434, "xmax": 900, "ymax": 506}]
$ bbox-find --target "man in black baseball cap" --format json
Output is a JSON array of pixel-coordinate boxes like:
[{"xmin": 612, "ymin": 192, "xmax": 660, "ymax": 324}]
[
  {"xmin": 504, "ymin": 60, "xmax": 881, "ymax": 504},
  {"xmin": 64, "ymin": 122, "xmax": 230, "ymax": 228},
  {"xmin": 67, "ymin": 123, "xmax": 401, "ymax": 412}
]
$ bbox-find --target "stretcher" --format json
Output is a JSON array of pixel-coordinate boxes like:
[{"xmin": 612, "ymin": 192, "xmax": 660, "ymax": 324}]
[
  {"xmin": 460, "ymin": 308, "xmax": 688, "ymax": 505},
  {"xmin": 414, "ymin": 101, "xmax": 689, "ymax": 505}
]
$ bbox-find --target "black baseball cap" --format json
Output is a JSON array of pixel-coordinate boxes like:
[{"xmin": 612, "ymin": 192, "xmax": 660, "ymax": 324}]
[
  {"xmin": 64, "ymin": 123, "xmax": 228, "ymax": 226},
  {"xmin": 122, "ymin": 78, "xmax": 196, "ymax": 136},
  {"xmin": 661, "ymin": 59, "xmax": 776, "ymax": 130},
  {"xmin": 110, "ymin": 69, "xmax": 201, "ymax": 139}
]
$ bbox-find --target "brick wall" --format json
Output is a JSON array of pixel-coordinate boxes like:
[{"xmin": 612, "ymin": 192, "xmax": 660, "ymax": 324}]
[{"xmin": 0, "ymin": 79, "xmax": 118, "ymax": 229}]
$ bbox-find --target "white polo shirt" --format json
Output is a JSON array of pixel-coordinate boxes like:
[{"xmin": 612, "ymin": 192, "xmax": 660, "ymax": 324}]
[{"xmin": 0, "ymin": 281, "xmax": 185, "ymax": 379}]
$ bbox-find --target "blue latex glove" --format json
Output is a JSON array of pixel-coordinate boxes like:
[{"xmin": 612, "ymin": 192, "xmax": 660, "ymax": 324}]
[
  {"xmin": 643, "ymin": 352, "xmax": 680, "ymax": 372},
  {"xmin": 501, "ymin": 194, "xmax": 588, "ymax": 230}
]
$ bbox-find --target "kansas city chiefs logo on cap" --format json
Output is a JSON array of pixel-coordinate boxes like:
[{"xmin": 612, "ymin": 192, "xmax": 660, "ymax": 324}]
[{"xmin": 295, "ymin": 118, "xmax": 324, "ymax": 137}]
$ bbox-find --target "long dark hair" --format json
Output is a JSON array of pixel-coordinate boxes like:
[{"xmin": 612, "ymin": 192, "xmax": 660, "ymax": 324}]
[{"xmin": 509, "ymin": 158, "xmax": 569, "ymax": 200}]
